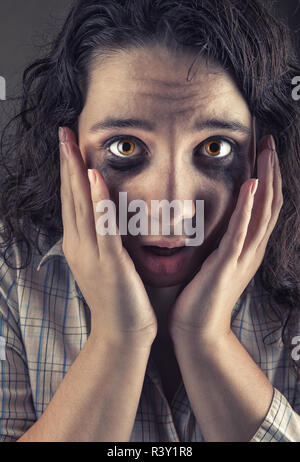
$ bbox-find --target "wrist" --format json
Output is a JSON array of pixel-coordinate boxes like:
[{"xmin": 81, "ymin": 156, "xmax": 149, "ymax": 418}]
[
  {"xmin": 89, "ymin": 323, "xmax": 157, "ymax": 352},
  {"xmin": 171, "ymin": 324, "xmax": 234, "ymax": 352}
]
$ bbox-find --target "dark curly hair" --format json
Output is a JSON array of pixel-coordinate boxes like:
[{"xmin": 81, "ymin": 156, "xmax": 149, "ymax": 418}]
[{"xmin": 0, "ymin": 0, "xmax": 299, "ymax": 370}]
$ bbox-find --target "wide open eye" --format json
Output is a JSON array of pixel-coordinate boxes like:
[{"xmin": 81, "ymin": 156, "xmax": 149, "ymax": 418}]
[
  {"xmin": 109, "ymin": 138, "xmax": 138, "ymax": 158},
  {"xmin": 201, "ymin": 139, "xmax": 233, "ymax": 158}
]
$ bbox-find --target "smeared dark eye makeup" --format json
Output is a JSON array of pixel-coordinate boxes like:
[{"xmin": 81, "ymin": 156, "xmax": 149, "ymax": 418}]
[{"xmin": 106, "ymin": 155, "xmax": 146, "ymax": 172}]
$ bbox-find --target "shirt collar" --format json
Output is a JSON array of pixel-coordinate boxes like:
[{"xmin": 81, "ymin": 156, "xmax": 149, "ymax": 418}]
[
  {"xmin": 36, "ymin": 235, "xmax": 87, "ymax": 302},
  {"xmin": 36, "ymin": 236, "xmax": 65, "ymax": 271}
]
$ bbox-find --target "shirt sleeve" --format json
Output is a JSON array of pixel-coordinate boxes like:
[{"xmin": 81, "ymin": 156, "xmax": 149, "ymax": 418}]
[
  {"xmin": 0, "ymin": 255, "xmax": 36, "ymax": 442},
  {"xmin": 250, "ymin": 387, "xmax": 300, "ymax": 442}
]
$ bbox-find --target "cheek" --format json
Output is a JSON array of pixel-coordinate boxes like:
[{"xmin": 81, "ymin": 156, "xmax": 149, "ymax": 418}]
[
  {"xmin": 197, "ymin": 158, "xmax": 250, "ymax": 240},
  {"xmin": 199, "ymin": 181, "xmax": 232, "ymax": 243},
  {"xmin": 198, "ymin": 157, "xmax": 250, "ymax": 197},
  {"xmin": 83, "ymin": 146, "xmax": 130, "ymax": 196}
]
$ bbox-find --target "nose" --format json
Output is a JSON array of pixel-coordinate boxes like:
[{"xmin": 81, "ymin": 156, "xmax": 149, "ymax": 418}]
[{"xmin": 144, "ymin": 160, "xmax": 197, "ymax": 234}]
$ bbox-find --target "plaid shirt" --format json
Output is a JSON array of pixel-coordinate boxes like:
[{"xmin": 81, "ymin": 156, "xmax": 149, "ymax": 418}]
[{"xmin": 0, "ymin": 223, "xmax": 300, "ymax": 442}]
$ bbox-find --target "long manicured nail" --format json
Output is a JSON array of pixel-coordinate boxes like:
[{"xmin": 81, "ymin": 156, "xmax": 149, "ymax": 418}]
[
  {"xmin": 88, "ymin": 169, "xmax": 97, "ymax": 186},
  {"xmin": 250, "ymin": 179, "xmax": 259, "ymax": 196},
  {"xmin": 268, "ymin": 135, "xmax": 276, "ymax": 151},
  {"xmin": 60, "ymin": 140, "xmax": 70, "ymax": 159},
  {"xmin": 271, "ymin": 149, "xmax": 276, "ymax": 166},
  {"xmin": 265, "ymin": 148, "xmax": 273, "ymax": 166},
  {"xmin": 59, "ymin": 127, "xmax": 66, "ymax": 143}
]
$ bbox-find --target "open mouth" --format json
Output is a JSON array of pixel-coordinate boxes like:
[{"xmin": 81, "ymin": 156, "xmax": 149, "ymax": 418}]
[
  {"xmin": 142, "ymin": 246, "xmax": 185, "ymax": 256},
  {"xmin": 139, "ymin": 244, "xmax": 194, "ymax": 276}
]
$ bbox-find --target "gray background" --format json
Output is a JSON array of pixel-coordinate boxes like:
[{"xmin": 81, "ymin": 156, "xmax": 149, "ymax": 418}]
[{"xmin": 0, "ymin": 0, "xmax": 299, "ymax": 129}]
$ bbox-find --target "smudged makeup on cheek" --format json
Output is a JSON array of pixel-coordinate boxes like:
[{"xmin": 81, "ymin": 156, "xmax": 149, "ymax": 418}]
[
  {"xmin": 84, "ymin": 146, "xmax": 148, "ymax": 210},
  {"xmin": 196, "ymin": 139, "xmax": 252, "ymax": 196},
  {"xmin": 189, "ymin": 137, "xmax": 253, "ymax": 242},
  {"xmin": 86, "ymin": 148, "xmax": 147, "ymax": 181}
]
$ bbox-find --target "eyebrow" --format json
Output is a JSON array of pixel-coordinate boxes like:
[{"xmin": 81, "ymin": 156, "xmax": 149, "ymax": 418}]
[
  {"xmin": 89, "ymin": 117, "xmax": 251, "ymax": 136},
  {"xmin": 195, "ymin": 118, "xmax": 251, "ymax": 136}
]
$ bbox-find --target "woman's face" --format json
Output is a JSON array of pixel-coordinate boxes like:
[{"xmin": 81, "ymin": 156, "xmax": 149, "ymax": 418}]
[{"xmin": 78, "ymin": 45, "xmax": 254, "ymax": 288}]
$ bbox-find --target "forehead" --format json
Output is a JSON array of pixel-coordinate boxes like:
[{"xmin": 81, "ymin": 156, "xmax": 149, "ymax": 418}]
[{"xmin": 82, "ymin": 46, "xmax": 250, "ymax": 127}]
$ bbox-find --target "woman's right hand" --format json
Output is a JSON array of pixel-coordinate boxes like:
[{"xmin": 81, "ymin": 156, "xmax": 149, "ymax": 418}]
[{"xmin": 59, "ymin": 127, "xmax": 157, "ymax": 348}]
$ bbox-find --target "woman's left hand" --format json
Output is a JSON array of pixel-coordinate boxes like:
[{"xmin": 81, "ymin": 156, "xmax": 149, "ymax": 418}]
[{"xmin": 168, "ymin": 135, "xmax": 283, "ymax": 344}]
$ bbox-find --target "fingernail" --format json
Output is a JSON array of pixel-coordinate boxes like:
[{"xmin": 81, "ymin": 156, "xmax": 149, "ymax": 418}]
[
  {"xmin": 60, "ymin": 140, "xmax": 70, "ymax": 159},
  {"xmin": 88, "ymin": 169, "xmax": 97, "ymax": 186},
  {"xmin": 59, "ymin": 127, "xmax": 66, "ymax": 143},
  {"xmin": 268, "ymin": 135, "xmax": 276, "ymax": 151},
  {"xmin": 251, "ymin": 179, "xmax": 259, "ymax": 196},
  {"xmin": 269, "ymin": 149, "xmax": 275, "ymax": 166}
]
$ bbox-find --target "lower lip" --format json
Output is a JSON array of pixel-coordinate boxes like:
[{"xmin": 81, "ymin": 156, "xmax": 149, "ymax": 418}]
[{"xmin": 140, "ymin": 246, "xmax": 194, "ymax": 276}]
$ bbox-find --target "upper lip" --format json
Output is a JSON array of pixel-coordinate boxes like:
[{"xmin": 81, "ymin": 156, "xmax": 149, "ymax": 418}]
[{"xmin": 141, "ymin": 240, "xmax": 186, "ymax": 249}]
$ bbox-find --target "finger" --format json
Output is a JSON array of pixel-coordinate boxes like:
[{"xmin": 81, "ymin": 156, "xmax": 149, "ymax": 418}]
[
  {"xmin": 62, "ymin": 127, "xmax": 98, "ymax": 255},
  {"xmin": 88, "ymin": 168, "xmax": 124, "ymax": 259},
  {"xmin": 250, "ymin": 116, "xmax": 256, "ymax": 177},
  {"xmin": 217, "ymin": 179, "xmax": 257, "ymax": 263},
  {"xmin": 256, "ymin": 148, "xmax": 283, "ymax": 256},
  {"xmin": 242, "ymin": 146, "xmax": 274, "ymax": 254},
  {"xmin": 59, "ymin": 128, "xmax": 79, "ymax": 242}
]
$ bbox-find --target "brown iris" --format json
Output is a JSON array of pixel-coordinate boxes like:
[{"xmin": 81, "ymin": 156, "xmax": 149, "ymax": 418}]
[
  {"xmin": 118, "ymin": 139, "xmax": 135, "ymax": 156},
  {"xmin": 205, "ymin": 140, "xmax": 221, "ymax": 156}
]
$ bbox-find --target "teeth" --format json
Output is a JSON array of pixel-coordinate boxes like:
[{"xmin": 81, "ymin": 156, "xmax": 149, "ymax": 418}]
[{"xmin": 146, "ymin": 246, "xmax": 184, "ymax": 256}]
